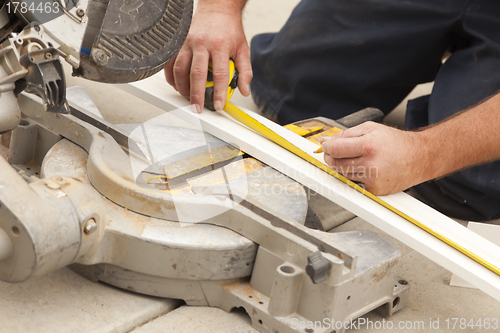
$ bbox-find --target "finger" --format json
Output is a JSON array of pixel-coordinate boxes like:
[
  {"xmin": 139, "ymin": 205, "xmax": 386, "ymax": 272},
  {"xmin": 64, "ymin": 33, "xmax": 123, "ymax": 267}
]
[
  {"xmin": 333, "ymin": 158, "xmax": 371, "ymax": 174},
  {"xmin": 318, "ymin": 136, "xmax": 328, "ymax": 144},
  {"xmin": 343, "ymin": 174, "xmax": 370, "ymax": 192},
  {"xmin": 342, "ymin": 173, "xmax": 368, "ymax": 189},
  {"xmin": 324, "ymin": 154, "xmax": 337, "ymax": 169},
  {"xmin": 364, "ymin": 184, "xmax": 387, "ymax": 196},
  {"xmin": 341, "ymin": 169, "xmax": 376, "ymax": 180},
  {"xmin": 189, "ymin": 49, "xmax": 210, "ymax": 112},
  {"xmin": 335, "ymin": 121, "xmax": 377, "ymax": 139},
  {"xmin": 211, "ymin": 53, "xmax": 230, "ymax": 111},
  {"xmin": 173, "ymin": 48, "xmax": 193, "ymax": 99},
  {"xmin": 318, "ymin": 134, "xmax": 342, "ymax": 145},
  {"xmin": 340, "ymin": 171, "xmax": 376, "ymax": 192},
  {"xmin": 322, "ymin": 137, "xmax": 368, "ymax": 159},
  {"xmin": 235, "ymin": 47, "xmax": 253, "ymax": 97},
  {"xmin": 348, "ymin": 178, "xmax": 384, "ymax": 196},
  {"xmin": 164, "ymin": 58, "xmax": 177, "ymax": 91}
]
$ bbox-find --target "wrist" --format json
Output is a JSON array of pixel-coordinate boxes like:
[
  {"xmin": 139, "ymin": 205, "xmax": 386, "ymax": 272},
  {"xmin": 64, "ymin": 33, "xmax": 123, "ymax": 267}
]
[
  {"xmin": 412, "ymin": 128, "xmax": 446, "ymax": 182},
  {"xmin": 197, "ymin": 0, "xmax": 246, "ymax": 15}
]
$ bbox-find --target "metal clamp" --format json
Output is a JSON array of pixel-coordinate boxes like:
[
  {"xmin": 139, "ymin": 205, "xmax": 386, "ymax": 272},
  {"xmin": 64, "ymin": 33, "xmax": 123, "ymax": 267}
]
[{"xmin": 19, "ymin": 47, "xmax": 69, "ymax": 113}]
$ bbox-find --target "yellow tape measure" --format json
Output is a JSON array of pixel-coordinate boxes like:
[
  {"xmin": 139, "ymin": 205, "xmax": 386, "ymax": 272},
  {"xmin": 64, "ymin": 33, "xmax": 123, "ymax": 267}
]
[{"xmin": 205, "ymin": 60, "xmax": 238, "ymax": 111}]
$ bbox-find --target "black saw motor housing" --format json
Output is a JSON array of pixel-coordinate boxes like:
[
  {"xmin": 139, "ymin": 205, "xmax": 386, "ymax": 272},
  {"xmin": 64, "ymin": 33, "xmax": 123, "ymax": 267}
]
[{"xmin": 75, "ymin": 0, "xmax": 192, "ymax": 84}]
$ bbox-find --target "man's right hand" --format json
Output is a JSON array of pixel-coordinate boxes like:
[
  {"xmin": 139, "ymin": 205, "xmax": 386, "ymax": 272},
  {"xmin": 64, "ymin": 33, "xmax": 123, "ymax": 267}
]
[{"xmin": 164, "ymin": 0, "xmax": 252, "ymax": 113}]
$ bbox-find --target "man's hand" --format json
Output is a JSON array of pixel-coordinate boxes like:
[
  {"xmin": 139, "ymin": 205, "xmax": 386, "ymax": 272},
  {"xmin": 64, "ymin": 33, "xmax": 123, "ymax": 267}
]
[
  {"xmin": 164, "ymin": 0, "xmax": 252, "ymax": 113},
  {"xmin": 319, "ymin": 91, "xmax": 500, "ymax": 196},
  {"xmin": 318, "ymin": 122, "xmax": 429, "ymax": 195}
]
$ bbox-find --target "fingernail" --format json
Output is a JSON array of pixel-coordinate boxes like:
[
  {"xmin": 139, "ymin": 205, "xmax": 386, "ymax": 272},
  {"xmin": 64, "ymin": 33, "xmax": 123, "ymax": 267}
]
[
  {"xmin": 214, "ymin": 100, "xmax": 222, "ymax": 111},
  {"xmin": 246, "ymin": 84, "xmax": 251, "ymax": 95},
  {"xmin": 191, "ymin": 104, "xmax": 201, "ymax": 113}
]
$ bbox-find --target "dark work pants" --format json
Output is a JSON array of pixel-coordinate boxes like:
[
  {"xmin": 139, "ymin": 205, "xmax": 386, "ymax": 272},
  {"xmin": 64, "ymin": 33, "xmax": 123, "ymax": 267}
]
[{"xmin": 250, "ymin": 0, "xmax": 500, "ymax": 219}]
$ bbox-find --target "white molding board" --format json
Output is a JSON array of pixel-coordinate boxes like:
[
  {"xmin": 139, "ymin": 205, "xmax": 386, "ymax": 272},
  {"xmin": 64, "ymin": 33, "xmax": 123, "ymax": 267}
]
[
  {"xmin": 450, "ymin": 223, "xmax": 500, "ymax": 289},
  {"xmin": 121, "ymin": 73, "xmax": 500, "ymax": 301}
]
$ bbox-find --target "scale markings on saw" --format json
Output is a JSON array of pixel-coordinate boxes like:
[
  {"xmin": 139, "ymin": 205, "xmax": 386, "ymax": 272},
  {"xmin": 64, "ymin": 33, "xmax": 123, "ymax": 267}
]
[{"xmin": 222, "ymin": 101, "xmax": 500, "ymax": 277}]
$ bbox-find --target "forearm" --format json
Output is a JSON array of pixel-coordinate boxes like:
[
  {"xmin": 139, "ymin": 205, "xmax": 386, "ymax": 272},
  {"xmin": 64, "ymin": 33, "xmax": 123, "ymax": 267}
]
[
  {"xmin": 197, "ymin": 0, "xmax": 248, "ymax": 14},
  {"xmin": 418, "ymin": 92, "xmax": 500, "ymax": 180}
]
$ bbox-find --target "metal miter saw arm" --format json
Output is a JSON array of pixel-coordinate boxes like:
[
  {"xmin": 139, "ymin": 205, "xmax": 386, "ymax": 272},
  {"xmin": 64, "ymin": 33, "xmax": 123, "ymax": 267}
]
[{"xmin": 0, "ymin": 0, "xmax": 193, "ymax": 133}]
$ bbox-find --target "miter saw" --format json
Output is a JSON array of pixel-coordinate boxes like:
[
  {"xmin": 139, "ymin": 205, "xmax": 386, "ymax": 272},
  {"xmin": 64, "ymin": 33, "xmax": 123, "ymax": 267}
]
[
  {"xmin": 0, "ymin": 0, "xmax": 191, "ymax": 132},
  {"xmin": 0, "ymin": 1, "xmax": 409, "ymax": 333}
]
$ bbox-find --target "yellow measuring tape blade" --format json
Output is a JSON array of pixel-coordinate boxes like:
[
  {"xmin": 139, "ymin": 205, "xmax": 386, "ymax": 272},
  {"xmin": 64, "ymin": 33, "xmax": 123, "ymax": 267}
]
[{"xmin": 223, "ymin": 102, "xmax": 500, "ymax": 276}]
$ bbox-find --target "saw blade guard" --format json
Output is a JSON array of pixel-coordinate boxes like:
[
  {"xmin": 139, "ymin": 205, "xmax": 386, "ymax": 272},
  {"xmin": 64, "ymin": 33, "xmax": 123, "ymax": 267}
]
[{"xmin": 75, "ymin": 0, "xmax": 193, "ymax": 83}]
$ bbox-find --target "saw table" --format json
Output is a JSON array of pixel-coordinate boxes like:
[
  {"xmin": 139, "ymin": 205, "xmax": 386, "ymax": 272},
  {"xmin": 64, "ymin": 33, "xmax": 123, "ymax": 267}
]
[
  {"xmin": 1, "ymin": 1, "xmax": 499, "ymax": 331},
  {"xmin": 0, "ymin": 86, "xmax": 410, "ymax": 333}
]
